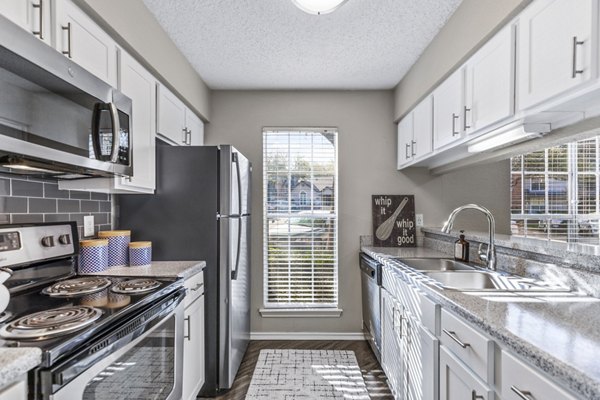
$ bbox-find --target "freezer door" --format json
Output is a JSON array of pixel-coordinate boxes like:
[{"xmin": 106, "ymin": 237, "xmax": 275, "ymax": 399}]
[
  {"xmin": 220, "ymin": 146, "xmax": 252, "ymax": 217},
  {"xmin": 218, "ymin": 215, "xmax": 251, "ymax": 390}
]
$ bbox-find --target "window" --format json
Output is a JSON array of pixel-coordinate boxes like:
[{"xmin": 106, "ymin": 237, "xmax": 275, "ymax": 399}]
[
  {"xmin": 511, "ymin": 137, "xmax": 600, "ymax": 245},
  {"xmin": 263, "ymin": 128, "xmax": 338, "ymax": 309}
]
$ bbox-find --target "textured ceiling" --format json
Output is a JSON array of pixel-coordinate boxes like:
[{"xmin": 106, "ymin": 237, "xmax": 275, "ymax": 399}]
[{"xmin": 142, "ymin": 0, "xmax": 463, "ymax": 90}]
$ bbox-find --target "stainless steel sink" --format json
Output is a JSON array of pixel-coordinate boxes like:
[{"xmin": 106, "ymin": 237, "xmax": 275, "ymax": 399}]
[
  {"xmin": 423, "ymin": 271, "xmax": 499, "ymax": 290},
  {"xmin": 394, "ymin": 258, "xmax": 477, "ymax": 271}
]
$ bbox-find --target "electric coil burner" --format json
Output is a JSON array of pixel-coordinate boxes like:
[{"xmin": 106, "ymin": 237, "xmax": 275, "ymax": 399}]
[
  {"xmin": 0, "ymin": 306, "xmax": 102, "ymax": 339},
  {"xmin": 0, "ymin": 222, "xmax": 185, "ymax": 400},
  {"xmin": 42, "ymin": 277, "xmax": 112, "ymax": 297},
  {"xmin": 111, "ymin": 278, "xmax": 161, "ymax": 294}
]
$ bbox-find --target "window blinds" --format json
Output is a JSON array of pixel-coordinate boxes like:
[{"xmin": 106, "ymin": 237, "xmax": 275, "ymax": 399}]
[
  {"xmin": 263, "ymin": 129, "xmax": 338, "ymax": 308},
  {"xmin": 511, "ymin": 137, "xmax": 600, "ymax": 244}
]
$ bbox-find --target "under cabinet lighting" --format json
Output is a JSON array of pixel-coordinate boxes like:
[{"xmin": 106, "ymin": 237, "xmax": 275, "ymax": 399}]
[
  {"xmin": 467, "ymin": 124, "xmax": 551, "ymax": 153},
  {"xmin": 292, "ymin": 0, "xmax": 348, "ymax": 15}
]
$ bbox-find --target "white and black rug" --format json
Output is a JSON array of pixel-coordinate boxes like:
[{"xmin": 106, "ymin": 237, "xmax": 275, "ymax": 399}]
[{"xmin": 245, "ymin": 349, "xmax": 370, "ymax": 399}]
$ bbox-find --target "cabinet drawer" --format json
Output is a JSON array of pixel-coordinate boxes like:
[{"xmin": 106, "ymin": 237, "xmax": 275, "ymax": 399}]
[
  {"xmin": 184, "ymin": 271, "xmax": 204, "ymax": 307},
  {"xmin": 501, "ymin": 350, "xmax": 576, "ymax": 400},
  {"xmin": 420, "ymin": 293, "xmax": 440, "ymax": 335},
  {"xmin": 440, "ymin": 309, "xmax": 493, "ymax": 384}
]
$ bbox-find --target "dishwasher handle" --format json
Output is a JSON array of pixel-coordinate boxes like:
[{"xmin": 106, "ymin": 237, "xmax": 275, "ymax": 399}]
[{"xmin": 359, "ymin": 253, "xmax": 380, "ymax": 281}]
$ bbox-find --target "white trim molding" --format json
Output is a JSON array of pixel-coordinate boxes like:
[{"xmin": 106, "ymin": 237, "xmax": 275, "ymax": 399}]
[
  {"xmin": 250, "ymin": 331, "xmax": 365, "ymax": 341},
  {"xmin": 259, "ymin": 308, "xmax": 343, "ymax": 318}
]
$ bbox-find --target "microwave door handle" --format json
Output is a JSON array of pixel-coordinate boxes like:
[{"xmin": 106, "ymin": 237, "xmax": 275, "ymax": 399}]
[
  {"xmin": 91, "ymin": 103, "xmax": 103, "ymax": 161},
  {"xmin": 108, "ymin": 102, "xmax": 120, "ymax": 163},
  {"xmin": 91, "ymin": 102, "xmax": 120, "ymax": 163}
]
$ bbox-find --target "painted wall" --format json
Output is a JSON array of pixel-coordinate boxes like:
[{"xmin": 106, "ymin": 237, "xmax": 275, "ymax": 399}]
[
  {"xmin": 393, "ymin": 0, "xmax": 531, "ymax": 121},
  {"xmin": 73, "ymin": 0, "xmax": 211, "ymax": 121},
  {"xmin": 206, "ymin": 90, "xmax": 510, "ymax": 334}
]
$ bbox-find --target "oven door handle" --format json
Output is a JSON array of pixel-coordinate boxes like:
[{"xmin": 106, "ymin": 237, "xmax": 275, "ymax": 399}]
[{"xmin": 42, "ymin": 288, "xmax": 185, "ymax": 396}]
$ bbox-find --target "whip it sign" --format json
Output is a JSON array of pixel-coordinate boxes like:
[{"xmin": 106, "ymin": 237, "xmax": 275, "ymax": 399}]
[{"xmin": 372, "ymin": 195, "xmax": 416, "ymax": 247}]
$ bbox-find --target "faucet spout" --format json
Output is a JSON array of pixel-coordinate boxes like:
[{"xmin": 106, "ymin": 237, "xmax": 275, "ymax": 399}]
[{"xmin": 441, "ymin": 204, "xmax": 496, "ymax": 271}]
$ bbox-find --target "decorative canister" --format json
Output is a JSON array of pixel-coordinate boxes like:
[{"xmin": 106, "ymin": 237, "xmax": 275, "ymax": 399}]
[
  {"xmin": 129, "ymin": 241, "xmax": 152, "ymax": 267},
  {"xmin": 97, "ymin": 230, "xmax": 131, "ymax": 267},
  {"xmin": 78, "ymin": 239, "xmax": 109, "ymax": 274}
]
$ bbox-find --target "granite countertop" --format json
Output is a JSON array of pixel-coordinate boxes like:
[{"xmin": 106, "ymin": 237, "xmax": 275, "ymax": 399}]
[
  {"xmin": 364, "ymin": 246, "xmax": 600, "ymax": 400},
  {"xmin": 90, "ymin": 261, "xmax": 205, "ymax": 280},
  {"xmin": 362, "ymin": 245, "xmax": 447, "ymax": 259},
  {"xmin": 0, "ymin": 348, "xmax": 41, "ymax": 389}
]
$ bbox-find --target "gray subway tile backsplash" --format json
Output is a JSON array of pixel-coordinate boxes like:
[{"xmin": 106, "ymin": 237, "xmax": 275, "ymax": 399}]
[{"xmin": 0, "ymin": 176, "xmax": 111, "ymax": 236}]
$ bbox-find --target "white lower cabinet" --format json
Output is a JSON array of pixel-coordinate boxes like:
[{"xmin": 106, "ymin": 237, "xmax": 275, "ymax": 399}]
[
  {"xmin": 439, "ymin": 346, "xmax": 492, "ymax": 400},
  {"xmin": 0, "ymin": 376, "xmax": 26, "ymax": 400},
  {"xmin": 405, "ymin": 316, "xmax": 439, "ymax": 400},
  {"xmin": 182, "ymin": 272, "xmax": 205, "ymax": 400},
  {"xmin": 381, "ymin": 287, "xmax": 404, "ymax": 399},
  {"xmin": 501, "ymin": 350, "xmax": 576, "ymax": 400}
]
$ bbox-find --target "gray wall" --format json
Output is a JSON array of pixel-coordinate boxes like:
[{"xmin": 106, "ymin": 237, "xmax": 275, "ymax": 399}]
[
  {"xmin": 393, "ymin": 0, "xmax": 531, "ymax": 120},
  {"xmin": 206, "ymin": 90, "xmax": 510, "ymax": 334},
  {"xmin": 74, "ymin": 0, "xmax": 211, "ymax": 121}
]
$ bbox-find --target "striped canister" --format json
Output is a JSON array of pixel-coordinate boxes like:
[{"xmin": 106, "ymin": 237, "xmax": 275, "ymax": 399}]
[
  {"xmin": 78, "ymin": 239, "xmax": 109, "ymax": 274},
  {"xmin": 97, "ymin": 230, "xmax": 131, "ymax": 267},
  {"xmin": 129, "ymin": 241, "xmax": 152, "ymax": 267}
]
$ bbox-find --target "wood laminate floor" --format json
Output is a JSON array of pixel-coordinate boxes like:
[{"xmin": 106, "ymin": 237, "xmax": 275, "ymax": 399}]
[{"xmin": 199, "ymin": 340, "xmax": 393, "ymax": 400}]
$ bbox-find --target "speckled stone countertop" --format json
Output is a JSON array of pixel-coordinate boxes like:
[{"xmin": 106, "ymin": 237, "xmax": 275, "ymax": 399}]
[
  {"xmin": 362, "ymin": 245, "xmax": 447, "ymax": 259},
  {"xmin": 89, "ymin": 261, "xmax": 205, "ymax": 279},
  {"xmin": 363, "ymin": 247, "xmax": 600, "ymax": 400},
  {"xmin": 0, "ymin": 348, "xmax": 41, "ymax": 388}
]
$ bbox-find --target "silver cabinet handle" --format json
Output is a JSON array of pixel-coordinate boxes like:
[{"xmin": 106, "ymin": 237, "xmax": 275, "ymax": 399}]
[
  {"xmin": 572, "ymin": 36, "xmax": 584, "ymax": 78},
  {"xmin": 61, "ymin": 22, "xmax": 72, "ymax": 58},
  {"xmin": 186, "ymin": 128, "xmax": 192, "ymax": 145},
  {"xmin": 190, "ymin": 282, "xmax": 203, "ymax": 292},
  {"xmin": 451, "ymin": 113, "xmax": 459, "ymax": 136},
  {"xmin": 181, "ymin": 128, "xmax": 188, "ymax": 144},
  {"xmin": 463, "ymin": 106, "xmax": 471, "ymax": 130},
  {"xmin": 471, "ymin": 390, "xmax": 484, "ymax": 400},
  {"xmin": 510, "ymin": 386, "xmax": 533, "ymax": 400},
  {"xmin": 184, "ymin": 316, "xmax": 191, "ymax": 341},
  {"xmin": 443, "ymin": 329, "xmax": 470, "ymax": 348},
  {"xmin": 405, "ymin": 143, "xmax": 411, "ymax": 159},
  {"xmin": 393, "ymin": 307, "xmax": 403, "ymax": 337},
  {"xmin": 411, "ymin": 140, "xmax": 416, "ymax": 156},
  {"xmin": 32, "ymin": 0, "xmax": 44, "ymax": 39}
]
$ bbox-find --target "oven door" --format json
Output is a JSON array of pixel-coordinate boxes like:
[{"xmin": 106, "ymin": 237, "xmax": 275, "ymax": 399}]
[{"xmin": 39, "ymin": 290, "xmax": 184, "ymax": 400}]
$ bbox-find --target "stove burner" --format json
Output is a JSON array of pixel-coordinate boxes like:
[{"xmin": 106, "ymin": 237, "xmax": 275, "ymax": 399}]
[
  {"xmin": 0, "ymin": 306, "xmax": 102, "ymax": 339},
  {"xmin": 43, "ymin": 277, "xmax": 112, "ymax": 297},
  {"xmin": 110, "ymin": 278, "xmax": 161, "ymax": 295}
]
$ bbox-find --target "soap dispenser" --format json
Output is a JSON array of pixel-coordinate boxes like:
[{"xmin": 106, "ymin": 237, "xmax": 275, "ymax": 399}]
[{"xmin": 454, "ymin": 230, "xmax": 469, "ymax": 262}]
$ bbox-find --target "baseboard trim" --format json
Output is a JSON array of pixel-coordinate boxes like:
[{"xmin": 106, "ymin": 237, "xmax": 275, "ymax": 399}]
[{"xmin": 250, "ymin": 332, "xmax": 365, "ymax": 341}]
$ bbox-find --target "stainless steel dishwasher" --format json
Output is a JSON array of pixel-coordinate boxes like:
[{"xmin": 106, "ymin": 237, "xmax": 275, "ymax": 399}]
[{"xmin": 359, "ymin": 252, "xmax": 382, "ymax": 362}]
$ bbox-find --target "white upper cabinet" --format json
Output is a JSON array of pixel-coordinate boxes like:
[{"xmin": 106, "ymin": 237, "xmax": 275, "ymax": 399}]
[
  {"xmin": 465, "ymin": 25, "xmax": 515, "ymax": 133},
  {"xmin": 397, "ymin": 113, "xmax": 414, "ymax": 168},
  {"xmin": 433, "ymin": 68, "xmax": 465, "ymax": 150},
  {"xmin": 517, "ymin": 0, "xmax": 595, "ymax": 110},
  {"xmin": 397, "ymin": 96, "xmax": 433, "ymax": 169},
  {"xmin": 157, "ymin": 83, "xmax": 204, "ymax": 146},
  {"xmin": 53, "ymin": 0, "xmax": 118, "ymax": 87},
  {"xmin": 0, "ymin": 0, "xmax": 52, "ymax": 45}
]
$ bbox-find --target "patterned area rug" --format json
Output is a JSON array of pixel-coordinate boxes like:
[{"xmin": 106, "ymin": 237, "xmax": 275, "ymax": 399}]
[{"xmin": 245, "ymin": 349, "xmax": 370, "ymax": 399}]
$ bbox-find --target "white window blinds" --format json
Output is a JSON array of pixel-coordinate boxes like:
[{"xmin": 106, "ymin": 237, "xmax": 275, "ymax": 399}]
[
  {"xmin": 511, "ymin": 136, "xmax": 600, "ymax": 245},
  {"xmin": 263, "ymin": 128, "xmax": 338, "ymax": 308}
]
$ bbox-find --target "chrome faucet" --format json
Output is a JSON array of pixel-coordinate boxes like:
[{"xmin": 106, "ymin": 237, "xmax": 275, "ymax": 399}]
[{"xmin": 441, "ymin": 204, "xmax": 497, "ymax": 271}]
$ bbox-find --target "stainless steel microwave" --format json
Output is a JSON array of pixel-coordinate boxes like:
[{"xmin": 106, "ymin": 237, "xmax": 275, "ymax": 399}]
[{"xmin": 0, "ymin": 14, "xmax": 132, "ymax": 179}]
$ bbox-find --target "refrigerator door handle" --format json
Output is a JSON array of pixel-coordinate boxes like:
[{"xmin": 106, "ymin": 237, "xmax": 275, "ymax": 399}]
[
  {"xmin": 232, "ymin": 152, "xmax": 243, "ymax": 216},
  {"xmin": 231, "ymin": 217, "xmax": 242, "ymax": 280}
]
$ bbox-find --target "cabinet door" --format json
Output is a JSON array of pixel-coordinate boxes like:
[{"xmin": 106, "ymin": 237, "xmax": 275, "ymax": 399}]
[
  {"xmin": 517, "ymin": 0, "xmax": 594, "ymax": 110},
  {"xmin": 183, "ymin": 295, "xmax": 205, "ymax": 400},
  {"xmin": 397, "ymin": 113, "xmax": 414, "ymax": 168},
  {"xmin": 465, "ymin": 25, "xmax": 515, "ymax": 133},
  {"xmin": 433, "ymin": 68, "xmax": 464, "ymax": 150},
  {"xmin": 405, "ymin": 319, "xmax": 439, "ymax": 400},
  {"xmin": 439, "ymin": 346, "xmax": 492, "ymax": 400},
  {"xmin": 0, "ymin": 0, "xmax": 51, "ymax": 45},
  {"xmin": 185, "ymin": 110, "xmax": 205, "ymax": 146},
  {"xmin": 116, "ymin": 50, "xmax": 156, "ymax": 192},
  {"xmin": 412, "ymin": 96, "xmax": 433, "ymax": 159},
  {"xmin": 53, "ymin": 0, "xmax": 118, "ymax": 86},
  {"xmin": 501, "ymin": 350, "xmax": 576, "ymax": 400},
  {"xmin": 381, "ymin": 288, "xmax": 404, "ymax": 399},
  {"xmin": 157, "ymin": 84, "xmax": 187, "ymax": 145}
]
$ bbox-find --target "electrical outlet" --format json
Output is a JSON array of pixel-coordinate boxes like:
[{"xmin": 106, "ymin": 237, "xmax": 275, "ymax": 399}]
[
  {"xmin": 416, "ymin": 214, "xmax": 424, "ymax": 227},
  {"xmin": 83, "ymin": 216, "xmax": 95, "ymax": 237}
]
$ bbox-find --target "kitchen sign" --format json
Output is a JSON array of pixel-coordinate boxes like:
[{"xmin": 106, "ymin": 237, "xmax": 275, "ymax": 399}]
[{"xmin": 372, "ymin": 195, "xmax": 416, "ymax": 247}]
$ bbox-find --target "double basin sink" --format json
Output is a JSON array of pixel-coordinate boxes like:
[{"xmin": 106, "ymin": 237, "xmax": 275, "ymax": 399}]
[{"xmin": 391, "ymin": 258, "xmax": 570, "ymax": 292}]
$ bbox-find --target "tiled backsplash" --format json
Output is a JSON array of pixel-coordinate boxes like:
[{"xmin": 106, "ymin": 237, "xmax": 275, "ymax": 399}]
[{"xmin": 0, "ymin": 175, "xmax": 112, "ymax": 238}]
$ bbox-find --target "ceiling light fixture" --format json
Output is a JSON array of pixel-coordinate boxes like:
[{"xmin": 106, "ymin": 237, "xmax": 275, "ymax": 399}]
[
  {"xmin": 467, "ymin": 123, "xmax": 551, "ymax": 153},
  {"xmin": 292, "ymin": 0, "xmax": 349, "ymax": 15}
]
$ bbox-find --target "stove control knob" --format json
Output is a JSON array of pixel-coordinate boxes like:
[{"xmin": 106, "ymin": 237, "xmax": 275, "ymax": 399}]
[
  {"xmin": 58, "ymin": 234, "xmax": 71, "ymax": 245},
  {"xmin": 41, "ymin": 236, "xmax": 55, "ymax": 247}
]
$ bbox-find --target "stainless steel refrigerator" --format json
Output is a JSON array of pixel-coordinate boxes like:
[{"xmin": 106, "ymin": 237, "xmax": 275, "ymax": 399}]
[{"xmin": 117, "ymin": 142, "xmax": 251, "ymax": 396}]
